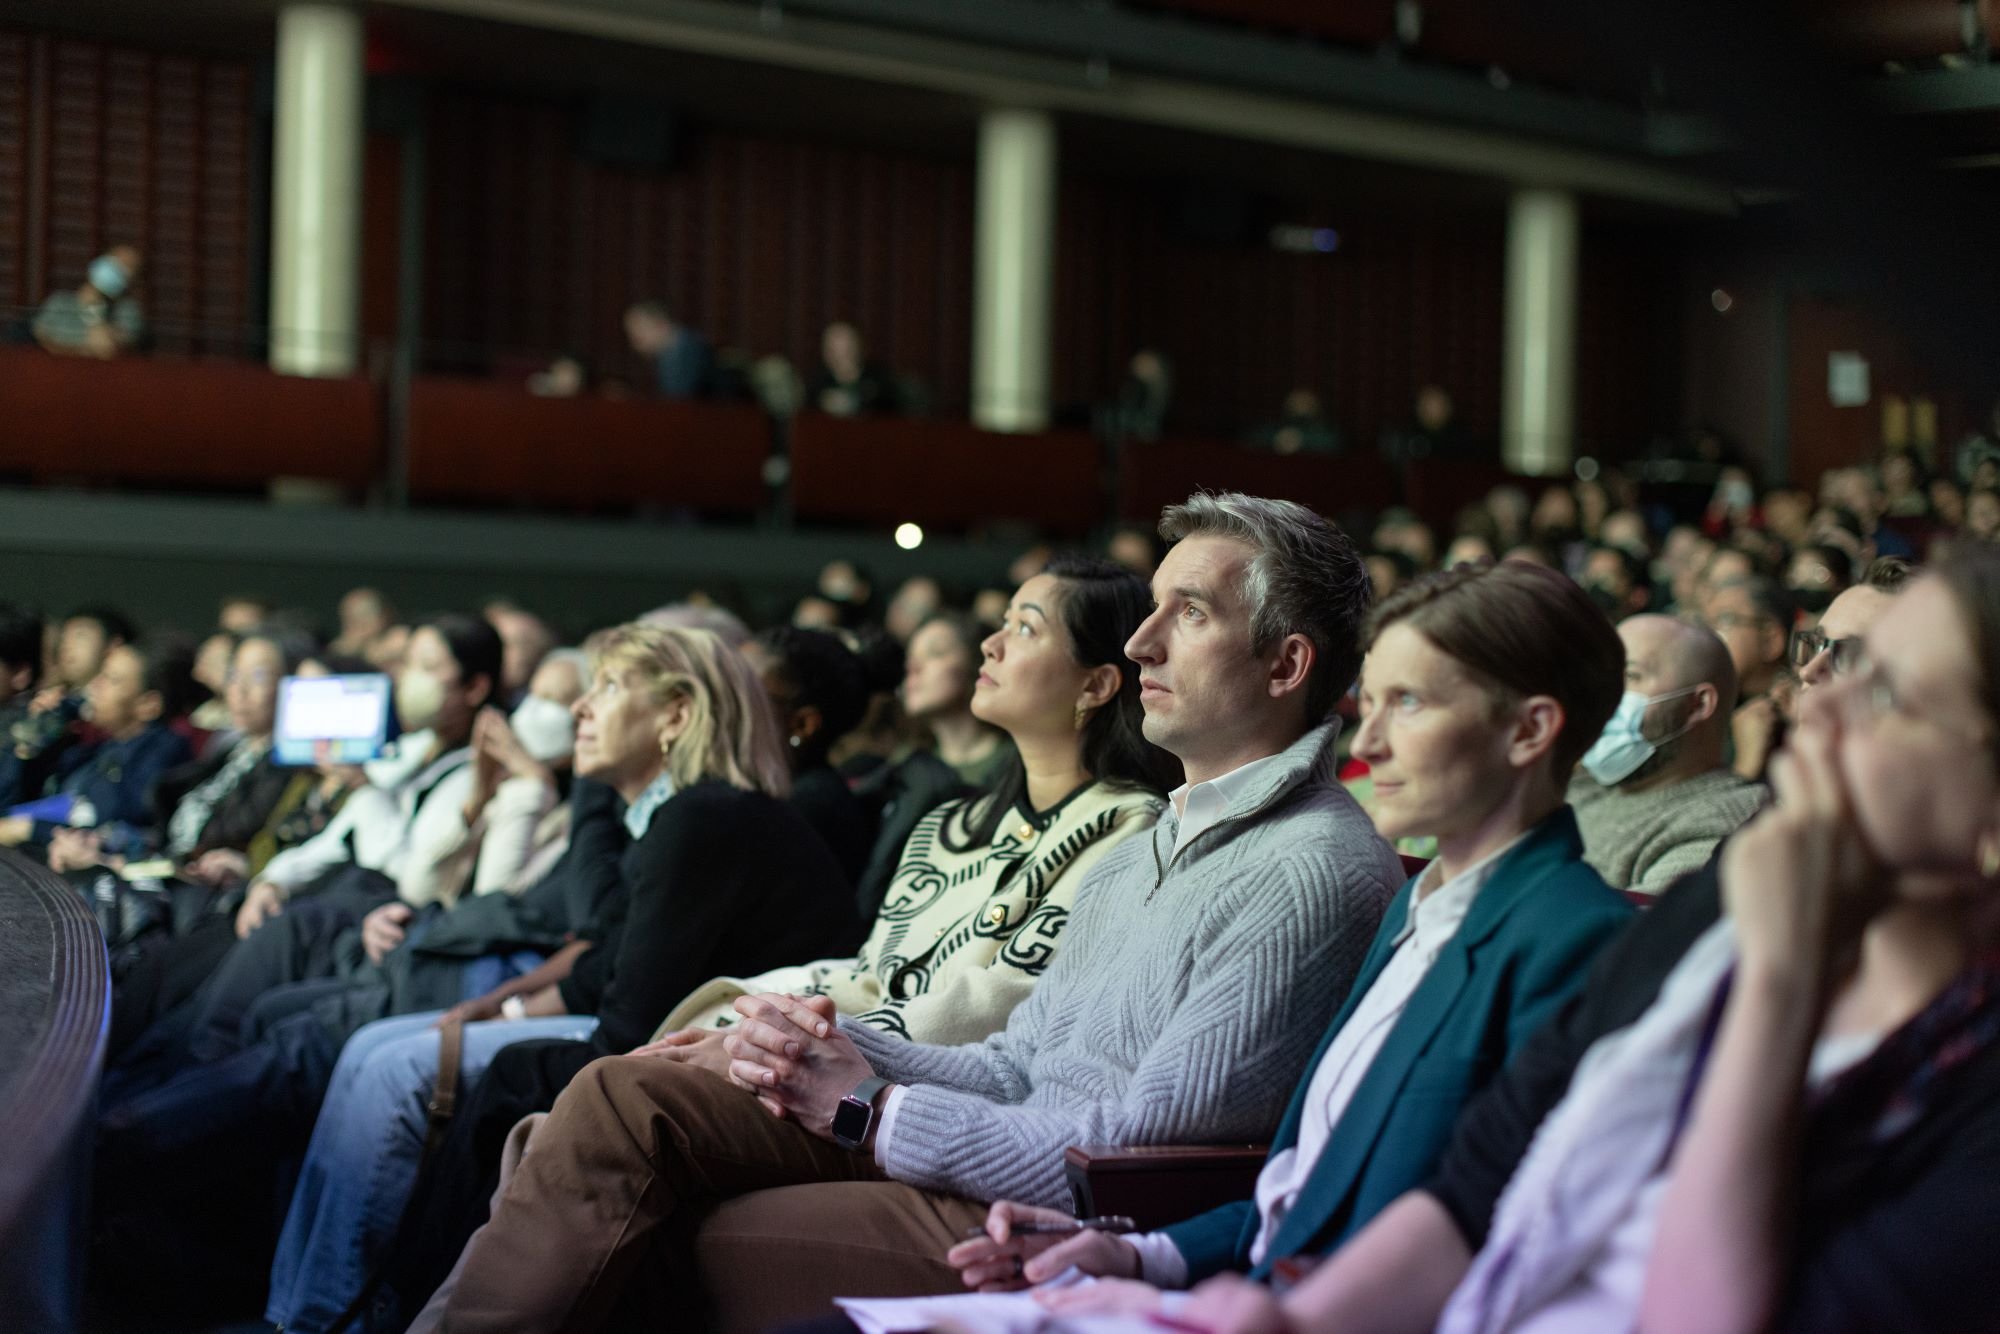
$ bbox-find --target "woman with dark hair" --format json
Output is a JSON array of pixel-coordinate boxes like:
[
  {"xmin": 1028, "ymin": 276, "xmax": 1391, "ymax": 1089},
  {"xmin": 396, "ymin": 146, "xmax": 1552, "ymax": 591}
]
[
  {"xmin": 653, "ymin": 552, "xmax": 1176, "ymax": 1050},
  {"xmin": 745, "ymin": 625, "xmax": 876, "ymax": 887},
  {"xmin": 904, "ymin": 611, "xmax": 1012, "ymax": 789},
  {"xmin": 844, "ymin": 611, "xmax": 1013, "ymax": 919}
]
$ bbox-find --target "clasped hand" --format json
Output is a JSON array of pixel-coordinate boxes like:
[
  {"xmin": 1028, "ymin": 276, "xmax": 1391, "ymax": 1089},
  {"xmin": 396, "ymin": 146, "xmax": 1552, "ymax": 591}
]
[{"xmin": 720, "ymin": 992, "xmax": 871, "ymax": 1140}]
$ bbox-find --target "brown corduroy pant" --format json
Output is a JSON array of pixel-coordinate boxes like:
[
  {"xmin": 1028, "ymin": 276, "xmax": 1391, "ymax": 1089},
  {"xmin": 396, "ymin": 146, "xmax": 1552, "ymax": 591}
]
[{"xmin": 436, "ymin": 1054, "xmax": 990, "ymax": 1334}]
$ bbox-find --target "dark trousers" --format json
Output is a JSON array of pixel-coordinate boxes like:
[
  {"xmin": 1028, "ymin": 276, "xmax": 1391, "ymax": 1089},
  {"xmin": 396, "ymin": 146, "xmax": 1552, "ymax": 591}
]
[{"xmin": 187, "ymin": 874, "xmax": 393, "ymax": 1061}]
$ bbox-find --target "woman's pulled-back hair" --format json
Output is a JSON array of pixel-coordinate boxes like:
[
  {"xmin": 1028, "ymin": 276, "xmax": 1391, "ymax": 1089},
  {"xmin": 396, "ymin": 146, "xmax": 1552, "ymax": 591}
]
[
  {"xmin": 945, "ymin": 554, "xmax": 1179, "ymax": 851},
  {"xmin": 590, "ymin": 623, "xmax": 791, "ymax": 797},
  {"xmin": 752, "ymin": 626, "xmax": 869, "ymax": 768},
  {"xmin": 1363, "ymin": 559, "xmax": 1625, "ymax": 778}
]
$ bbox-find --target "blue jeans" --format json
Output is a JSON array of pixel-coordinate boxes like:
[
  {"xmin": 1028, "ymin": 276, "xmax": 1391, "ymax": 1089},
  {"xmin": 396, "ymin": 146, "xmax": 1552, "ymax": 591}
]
[{"xmin": 264, "ymin": 1009, "xmax": 599, "ymax": 1334}]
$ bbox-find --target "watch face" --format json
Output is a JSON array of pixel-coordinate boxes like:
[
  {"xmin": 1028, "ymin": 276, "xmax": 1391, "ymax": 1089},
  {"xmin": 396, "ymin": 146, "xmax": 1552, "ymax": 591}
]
[{"xmin": 831, "ymin": 1094, "xmax": 872, "ymax": 1148}]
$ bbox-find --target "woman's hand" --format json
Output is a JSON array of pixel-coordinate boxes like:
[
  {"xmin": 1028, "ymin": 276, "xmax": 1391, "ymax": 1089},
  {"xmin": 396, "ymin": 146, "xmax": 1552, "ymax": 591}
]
[
  {"xmin": 361, "ymin": 901, "xmax": 415, "ymax": 964},
  {"xmin": 235, "ymin": 881, "xmax": 285, "ymax": 937},
  {"xmin": 435, "ymin": 993, "xmax": 506, "ymax": 1028},
  {"xmin": 1731, "ymin": 696, "xmax": 1782, "ymax": 780},
  {"xmin": 184, "ymin": 847, "xmax": 248, "ymax": 887},
  {"xmin": 630, "ymin": 1028, "xmax": 734, "ymax": 1078},
  {"xmin": 476, "ymin": 708, "xmax": 548, "ymax": 784},
  {"xmin": 1033, "ymin": 1277, "xmax": 1166, "ymax": 1316},
  {"xmin": 1722, "ymin": 717, "xmax": 1885, "ymax": 994},
  {"xmin": 948, "ymin": 1200, "xmax": 1140, "ymax": 1292},
  {"xmin": 1175, "ymin": 1273, "xmax": 1294, "ymax": 1334}
]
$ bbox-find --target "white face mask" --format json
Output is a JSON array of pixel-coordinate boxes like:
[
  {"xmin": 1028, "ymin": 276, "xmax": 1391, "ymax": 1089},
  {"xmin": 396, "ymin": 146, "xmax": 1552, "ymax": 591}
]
[
  {"xmin": 511, "ymin": 694, "xmax": 576, "ymax": 764},
  {"xmin": 1580, "ymin": 685, "xmax": 1705, "ymax": 787},
  {"xmin": 395, "ymin": 670, "xmax": 448, "ymax": 733}
]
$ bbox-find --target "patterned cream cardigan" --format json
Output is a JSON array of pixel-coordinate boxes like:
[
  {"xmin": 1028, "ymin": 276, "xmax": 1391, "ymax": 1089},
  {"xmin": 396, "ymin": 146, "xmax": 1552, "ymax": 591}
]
[{"xmin": 652, "ymin": 780, "xmax": 1163, "ymax": 1046}]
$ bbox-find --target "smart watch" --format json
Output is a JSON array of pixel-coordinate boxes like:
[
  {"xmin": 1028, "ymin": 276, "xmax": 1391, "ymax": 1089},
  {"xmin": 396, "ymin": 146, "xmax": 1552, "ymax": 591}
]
[{"xmin": 830, "ymin": 1075, "xmax": 891, "ymax": 1151}]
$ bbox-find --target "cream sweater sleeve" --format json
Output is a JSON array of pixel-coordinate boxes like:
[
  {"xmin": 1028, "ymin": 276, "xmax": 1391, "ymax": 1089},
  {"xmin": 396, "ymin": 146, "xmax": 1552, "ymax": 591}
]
[{"xmin": 853, "ymin": 797, "xmax": 1160, "ymax": 1046}]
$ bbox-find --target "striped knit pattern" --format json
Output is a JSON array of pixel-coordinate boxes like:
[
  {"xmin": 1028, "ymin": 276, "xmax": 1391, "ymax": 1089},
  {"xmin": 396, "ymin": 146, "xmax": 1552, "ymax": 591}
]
[
  {"xmin": 652, "ymin": 782, "xmax": 1161, "ymax": 1046},
  {"xmin": 841, "ymin": 722, "xmax": 1404, "ymax": 1210}
]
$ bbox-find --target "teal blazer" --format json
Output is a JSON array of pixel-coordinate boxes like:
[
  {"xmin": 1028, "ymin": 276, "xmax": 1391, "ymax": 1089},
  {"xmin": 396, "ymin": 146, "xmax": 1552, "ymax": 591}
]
[{"xmin": 1161, "ymin": 807, "xmax": 1632, "ymax": 1282}]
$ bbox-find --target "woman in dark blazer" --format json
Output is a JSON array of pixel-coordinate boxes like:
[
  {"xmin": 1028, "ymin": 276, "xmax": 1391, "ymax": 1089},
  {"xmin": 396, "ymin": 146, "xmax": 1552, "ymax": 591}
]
[{"xmin": 950, "ymin": 560, "xmax": 1635, "ymax": 1310}]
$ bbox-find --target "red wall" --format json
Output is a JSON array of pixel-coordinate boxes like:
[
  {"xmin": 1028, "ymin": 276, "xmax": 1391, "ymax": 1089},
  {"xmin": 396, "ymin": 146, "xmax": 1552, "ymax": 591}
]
[
  {"xmin": 0, "ymin": 28, "xmax": 254, "ymax": 355},
  {"xmin": 417, "ymin": 90, "xmax": 977, "ymax": 410}
]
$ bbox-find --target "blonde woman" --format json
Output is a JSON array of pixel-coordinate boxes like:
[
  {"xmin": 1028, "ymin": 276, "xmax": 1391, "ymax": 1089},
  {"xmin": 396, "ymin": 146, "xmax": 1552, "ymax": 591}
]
[{"xmin": 260, "ymin": 624, "xmax": 857, "ymax": 1334}]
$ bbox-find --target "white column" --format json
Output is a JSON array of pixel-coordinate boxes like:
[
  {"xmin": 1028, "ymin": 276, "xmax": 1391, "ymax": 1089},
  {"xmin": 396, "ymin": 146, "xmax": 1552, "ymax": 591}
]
[
  {"xmin": 1501, "ymin": 188, "xmax": 1580, "ymax": 475},
  {"xmin": 972, "ymin": 108, "xmax": 1057, "ymax": 433},
  {"xmin": 270, "ymin": 3, "xmax": 364, "ymax": 377}
]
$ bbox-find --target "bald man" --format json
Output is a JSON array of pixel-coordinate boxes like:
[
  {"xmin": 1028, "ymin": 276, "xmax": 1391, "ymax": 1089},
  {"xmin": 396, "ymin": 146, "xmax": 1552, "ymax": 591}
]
[{"xmin": 1568, "ymin": 614, "xmax": 1767, "ymax": 896}]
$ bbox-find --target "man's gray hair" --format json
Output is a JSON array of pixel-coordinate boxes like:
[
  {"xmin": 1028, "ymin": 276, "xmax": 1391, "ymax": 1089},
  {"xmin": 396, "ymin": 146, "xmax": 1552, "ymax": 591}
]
[{"xmin": 1158, "ymin": 492, "xmax": 1372, "ymax": 721}]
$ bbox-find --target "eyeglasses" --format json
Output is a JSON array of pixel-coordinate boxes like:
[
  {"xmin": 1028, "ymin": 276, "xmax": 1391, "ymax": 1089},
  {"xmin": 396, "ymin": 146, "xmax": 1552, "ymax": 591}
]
[
  {"xmin": 1788, "ymin": 628, "xmax": 1866, "ymax": 674},
  {"xmin": 1835, "ymin": 660, "xmax": 1994, "ymax": 747}
]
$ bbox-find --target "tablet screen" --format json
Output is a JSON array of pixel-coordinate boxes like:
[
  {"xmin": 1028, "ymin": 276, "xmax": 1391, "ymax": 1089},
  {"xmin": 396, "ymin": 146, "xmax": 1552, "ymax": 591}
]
[{"xmin": 274, "ymin": 672, "xmax": 393, "ymax": 767}]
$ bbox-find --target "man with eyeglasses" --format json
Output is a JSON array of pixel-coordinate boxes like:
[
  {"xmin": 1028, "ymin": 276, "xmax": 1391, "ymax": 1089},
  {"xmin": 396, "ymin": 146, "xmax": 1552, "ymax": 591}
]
[{"xmin": 1793, "ymin": 558, "xmax": 1916, "ymax": 691}]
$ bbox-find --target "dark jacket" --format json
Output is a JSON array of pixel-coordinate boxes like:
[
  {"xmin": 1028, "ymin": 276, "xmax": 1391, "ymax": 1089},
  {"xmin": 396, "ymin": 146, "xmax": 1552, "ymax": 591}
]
[
  {"xmin": 1163, "ymin": 809, "xmax": 1630, "ymax": 1281},
  {"xmin": 1423, "ymin": 854, "xmax": 2000, "ymax": 1334},
  {"xmin": 33, "ymin": 721, "xmax": 191, "ymax": 850},
  {"xmin": 152, "ymin": 744, "xmax": 296, "ymax": 857},
  {"xmin": 788, "ymin": 763, "xmax": 874, "ymax": 894},
  {"xmin": 557, "ymin": 779, "xmax": 861, "ymax": 1054}
]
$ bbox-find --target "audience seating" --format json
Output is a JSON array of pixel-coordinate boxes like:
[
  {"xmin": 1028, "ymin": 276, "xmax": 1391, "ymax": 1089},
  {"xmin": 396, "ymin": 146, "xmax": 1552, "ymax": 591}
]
[
  {"xmin": 0, "ymin": 348, "xmax": 379, "ymax": 491},
  {"xmin": 406, "ymin": 377, "xmax": 771, "ymax": 514},
  {"xmin": 1065, "ymin": 1143, "xmax": 1269, "ymax": 1232},
  {"xmin": 789, "ymin": 413, "xmax": 1103, "ymax": 535},
  {"xmin": 0, "ymin": 850, "xmax": 111, "ymax": 1332}
]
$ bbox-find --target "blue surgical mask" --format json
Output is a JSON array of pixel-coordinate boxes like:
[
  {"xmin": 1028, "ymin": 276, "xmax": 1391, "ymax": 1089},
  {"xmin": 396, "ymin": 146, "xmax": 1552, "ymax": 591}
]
[
  {"xmin": 89, "ymin": 254, "xmax": 129, "ymax": 300},
  {"xmin": 1580, "ymin": 686, "xmax": 1704, "ymax": 786}
]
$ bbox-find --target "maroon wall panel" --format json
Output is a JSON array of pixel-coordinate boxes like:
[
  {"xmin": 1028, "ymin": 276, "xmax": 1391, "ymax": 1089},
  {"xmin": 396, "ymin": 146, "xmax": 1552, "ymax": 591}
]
[
  {"xmin": 418, "ymin": 89, "xmax": 978, "ymax": 415},
  {"xmin": 0, "ymin": 347, "xmax": 378, "ymax": 487},
  {"xmin": 1054, "ymin": 176, "xmax": 1509, "ymax": 451},
  {"xmin": 406, "ymin": 376, "xmax": 771, "ymax": 514},
  {"xmin": 0, "ymin": 28, "xmax": 252, "ymax": 354}
]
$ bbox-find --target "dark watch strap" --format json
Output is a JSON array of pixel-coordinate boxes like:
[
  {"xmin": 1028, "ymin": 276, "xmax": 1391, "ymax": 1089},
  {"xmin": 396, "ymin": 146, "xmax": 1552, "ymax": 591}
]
[
  {"xmin": 832, "ymin": 1075, "xmax": 892, "ymax": 1150},
  {"xmin": 847, "ymin": 1075, "xmax": 890, "ymax": 1111}
]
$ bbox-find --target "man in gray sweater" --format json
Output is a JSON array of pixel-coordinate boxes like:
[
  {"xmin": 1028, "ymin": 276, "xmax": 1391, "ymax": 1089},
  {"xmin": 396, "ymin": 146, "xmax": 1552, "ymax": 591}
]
[
  {"xmin": 1569, "ymin": 613, "xmax": 1766, "ymax": 895},
  {"xmin": 438, "ymin": 495, "xmax": 1404, "ymax": 1333}
]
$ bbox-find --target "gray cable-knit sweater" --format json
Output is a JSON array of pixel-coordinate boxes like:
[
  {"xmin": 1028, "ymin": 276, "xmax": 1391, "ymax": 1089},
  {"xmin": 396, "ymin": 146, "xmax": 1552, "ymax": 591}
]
[{"xmin": 840, "ymin": 721, "xmax": 1403, "ymax": 1210}]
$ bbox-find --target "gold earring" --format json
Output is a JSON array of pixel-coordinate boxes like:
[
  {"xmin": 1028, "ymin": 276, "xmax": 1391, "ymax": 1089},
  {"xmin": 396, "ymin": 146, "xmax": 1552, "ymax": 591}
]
[
  {"xmin": 1981, "ymin": 836, "xmax": 2000, "ymax": 880},
  {"xmin": 1074, "ymin": 704, "xmax": 1089, "ymax": 733},
  {"xmin": 659, "ymin": 736, "xmax": 673, "ymax": 761}
]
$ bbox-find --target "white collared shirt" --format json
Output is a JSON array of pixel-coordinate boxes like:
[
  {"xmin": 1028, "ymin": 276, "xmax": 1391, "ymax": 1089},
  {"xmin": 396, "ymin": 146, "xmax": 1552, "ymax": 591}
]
[
  {"xmin": 1127, "ymin": 830, "xmax": 1530, "ymax": 1287},
  {"xmin": 1167, "ymin": 751, "xmax": 1292, "ymax": 862}
]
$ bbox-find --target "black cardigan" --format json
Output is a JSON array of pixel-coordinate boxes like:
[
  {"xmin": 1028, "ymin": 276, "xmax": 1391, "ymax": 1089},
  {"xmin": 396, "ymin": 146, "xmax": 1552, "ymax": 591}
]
[
  {"xmin": 1423, "ymin": 857, "xmax": 2000, "ymax": 1333},
  {"xmin": 557, "ymin": 780, "xmax": 861, "ymax": 1054}
]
